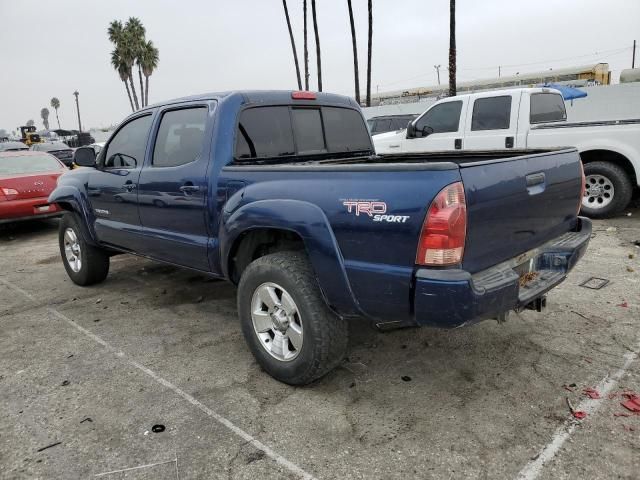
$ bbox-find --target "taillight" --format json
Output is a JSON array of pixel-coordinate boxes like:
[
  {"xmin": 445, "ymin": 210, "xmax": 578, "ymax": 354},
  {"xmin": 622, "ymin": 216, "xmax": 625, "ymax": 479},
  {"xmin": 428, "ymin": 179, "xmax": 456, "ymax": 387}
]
[
  {"xmin": 577, "ymin": 162, "xmax": 586, "ymax": 215},
  {"xmin": 1, "ymin": 187, "xmax": 18, "ymax": 200},
  {"xmin": 416, "ymin": 182, "xmax": 467, "ymax": 266}
]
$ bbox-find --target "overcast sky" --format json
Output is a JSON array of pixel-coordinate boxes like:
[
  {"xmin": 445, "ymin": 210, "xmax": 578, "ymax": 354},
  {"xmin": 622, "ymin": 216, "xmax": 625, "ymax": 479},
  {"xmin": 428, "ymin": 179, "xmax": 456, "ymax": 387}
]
[{"xmin": 0, "ymin": 0, "xmax": 637, "ymax": 132}]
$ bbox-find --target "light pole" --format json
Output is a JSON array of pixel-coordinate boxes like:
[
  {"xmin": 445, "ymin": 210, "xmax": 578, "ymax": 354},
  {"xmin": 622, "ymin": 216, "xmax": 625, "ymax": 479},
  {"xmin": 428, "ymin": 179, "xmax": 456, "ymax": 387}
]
[
  {"xmin": 73, "ymin": 90, "xmax": 82, "ymax": 132},
  {"xmin": 434, "ymin": 64, "xmax": 441, "ymax": 85}
]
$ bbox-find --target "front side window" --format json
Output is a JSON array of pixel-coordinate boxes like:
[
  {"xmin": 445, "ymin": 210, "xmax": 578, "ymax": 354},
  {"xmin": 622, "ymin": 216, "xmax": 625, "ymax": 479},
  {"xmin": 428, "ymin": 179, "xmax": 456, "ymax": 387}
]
[
  {"xmin": 415, "ymin": 101, "xmax": 463, "ymax": 133},
  {"xmin": 373, "ymin": 118, "xmax": 392, "ymax": 133},
  {"xmin": 530, "ymin": 93, "xmax": 567, "ymax": 124},
  {"xmin": 103, "ymin": 115, "xmax": 152, "ymax": 169},
  {"xmin": 322, "ymin": 107, "xmax": 371, "ymax": 152},
  {"xmin": 153, "ymin": 107, "xmax": 207, "ymax": 167},
  {"xmin": 471, "ymin": 96, "xmax": 512, "ymax": 131},
  {"xmin": 236, "ymin": 107, "xmax": 295, "ymax": 159}
]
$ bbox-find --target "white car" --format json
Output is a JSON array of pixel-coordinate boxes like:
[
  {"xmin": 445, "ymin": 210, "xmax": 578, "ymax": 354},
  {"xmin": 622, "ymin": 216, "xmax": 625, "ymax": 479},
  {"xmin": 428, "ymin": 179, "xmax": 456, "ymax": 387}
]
[{"xmin": 374, "ymin": 87, "xmax": 640, "ymax": 218}]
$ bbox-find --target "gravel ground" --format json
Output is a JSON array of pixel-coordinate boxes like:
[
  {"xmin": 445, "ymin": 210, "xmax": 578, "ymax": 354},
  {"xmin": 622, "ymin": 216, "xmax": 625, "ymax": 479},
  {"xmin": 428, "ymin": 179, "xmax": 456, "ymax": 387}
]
[{"xmin": 1, "ymin": 209, "xmax": 639, "ymax": 480}]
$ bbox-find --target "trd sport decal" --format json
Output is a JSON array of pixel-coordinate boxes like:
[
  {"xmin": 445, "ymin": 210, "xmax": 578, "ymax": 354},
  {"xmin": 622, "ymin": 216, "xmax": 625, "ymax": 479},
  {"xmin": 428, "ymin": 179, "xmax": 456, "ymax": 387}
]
[{"xmin": 342, "ymin": 200, "xmax": 410, "ymax": 223}]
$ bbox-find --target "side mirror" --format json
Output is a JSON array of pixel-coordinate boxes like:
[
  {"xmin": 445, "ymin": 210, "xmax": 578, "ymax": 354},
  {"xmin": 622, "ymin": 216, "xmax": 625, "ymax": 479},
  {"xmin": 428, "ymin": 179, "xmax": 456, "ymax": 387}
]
[
  {"xmin": 73, "ymin": 146, "xmax": 96, "ymax": 167},
  {"xmin": 406, "ymin": 121, "xmax": 416, "ymax": 139}
]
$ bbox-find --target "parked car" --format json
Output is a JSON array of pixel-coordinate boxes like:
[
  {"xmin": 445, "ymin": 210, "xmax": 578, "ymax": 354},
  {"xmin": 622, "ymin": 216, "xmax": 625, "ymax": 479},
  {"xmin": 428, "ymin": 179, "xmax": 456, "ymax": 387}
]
[
  {"xmin": 0, "ymin": 141, "xmax": 29, "ymax": 152},
  {"xmin": 50, "ymin": 90, "xmax": 590, "ymax": 385},
  {"xmin": 374, "ymin": 87, "xmax": 640, "ymax": 218},
  {"xmin": 367, "ymin": 114, "xmax": 418, "ymax": 135},
  {"xmin": 31, "ymin": 142, "xmax": 74, "ymax": 167},
  {"xmin": 0, "ymin": 151, "xmax": 66, "ymax": 224}
]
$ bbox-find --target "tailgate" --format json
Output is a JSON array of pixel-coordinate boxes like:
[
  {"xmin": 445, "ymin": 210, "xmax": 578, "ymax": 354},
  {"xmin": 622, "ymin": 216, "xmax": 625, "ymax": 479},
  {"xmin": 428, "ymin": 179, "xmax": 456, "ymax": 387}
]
[{"xmin": 460, "ymin": 149, "xmax": 582, "ymax": 273}]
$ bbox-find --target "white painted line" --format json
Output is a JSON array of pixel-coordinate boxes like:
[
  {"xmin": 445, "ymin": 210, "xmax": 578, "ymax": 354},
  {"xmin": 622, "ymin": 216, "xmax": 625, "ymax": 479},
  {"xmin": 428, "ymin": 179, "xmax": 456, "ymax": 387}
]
[
  {"xmin": 516, "ymin": 339, "xmax": 640, "ymax": 480},
  {"xmin": 2, "ymin": 277, "xmax": 315, "ymax": 479}
]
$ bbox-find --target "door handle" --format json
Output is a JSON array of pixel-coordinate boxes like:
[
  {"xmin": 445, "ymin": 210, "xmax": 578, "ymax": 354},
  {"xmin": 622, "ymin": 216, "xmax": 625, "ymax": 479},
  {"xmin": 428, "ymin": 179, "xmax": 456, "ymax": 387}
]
[
  {"xmin": 454, "ymin": 138, "xmax": 462, "ymax": 150},
  {"xmin": 388, "ymin": 144, "xmax": 400, "ymax": 149},
  {"xmin": 179, "ymin": 184, "xmax": 200, "ymax": 194},
  {"xmin": 526, "ymin": 172, "xmax": 545, "ymax": 187},
  {"xmin": 505, "ymin": 136, "xmax": 514, "ymax": 148},
  {"xmin": 123, "ymin": 182, "xmax": 136, "ymax": 191}
]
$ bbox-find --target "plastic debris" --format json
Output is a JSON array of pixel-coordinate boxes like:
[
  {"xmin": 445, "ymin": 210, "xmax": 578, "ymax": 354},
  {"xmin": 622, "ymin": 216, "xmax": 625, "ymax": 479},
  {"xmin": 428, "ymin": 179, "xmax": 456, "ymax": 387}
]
[
  {"xmin": 583, "ymin": 387, "xmax": 601, "ymax": 399},
  {"xmin": 606, "ymin": 227, "xmax": 617, "ymax": 232},
  {"xmin": 95, "ymin": 298, "xmax": 102, "ymax": 304},
  {"xmin": 627, "ymin": 267, "xmax": 635, "ymax": 273},
  {"xmin": 617, "ymin": 301, "xmax": 629, "ymax": 308},
  {"xmin": 151, "ymin": 424, "xmax": 166, "ymax": 433},
  {"xmin": 61, "ymin": 380, "xmax": 70, "ymax": 386},
  {"xmin": 621, "ymin": 393, "xmax": 640, "ymax": 413},
  {"xmin": 623, "ymin": 425, "xmax": 635, "ymax": 432},
  {"xmin": 80, "ymin": 417, "xmax": 92, "ymax": 423},
  {"xmin": 614, "ymin": 412, "xmax": 630, "ymax": 417},
  {"xmin": 401, "ymin": 376, "xmax": 412, "ymax": 382},
  {"xmin": 572, "ymin": 411, "xmax": 587, "ymax": 420},
  {"xmin": 579, "ymin": 277, "xmax": 609, "ymax": 290}
]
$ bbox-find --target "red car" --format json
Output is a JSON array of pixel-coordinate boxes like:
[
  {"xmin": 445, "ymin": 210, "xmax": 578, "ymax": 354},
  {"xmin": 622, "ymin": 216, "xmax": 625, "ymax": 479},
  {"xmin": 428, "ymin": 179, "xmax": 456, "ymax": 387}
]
[{"xmin": 0, "ymin": 151, "xmax": 67, "ymax": 224}]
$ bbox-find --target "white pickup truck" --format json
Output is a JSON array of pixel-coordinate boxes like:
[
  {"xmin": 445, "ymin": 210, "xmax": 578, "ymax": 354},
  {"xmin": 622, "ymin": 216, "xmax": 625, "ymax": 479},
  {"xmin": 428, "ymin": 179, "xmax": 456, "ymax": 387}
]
[{"xmin": 374, "ymin": 87, "xmax": 640, "ymax": 217}]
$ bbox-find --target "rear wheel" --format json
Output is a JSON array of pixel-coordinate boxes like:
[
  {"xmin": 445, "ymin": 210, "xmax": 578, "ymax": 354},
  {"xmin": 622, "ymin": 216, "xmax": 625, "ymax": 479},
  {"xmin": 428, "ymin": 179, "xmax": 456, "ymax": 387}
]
[
  {"xmin": 59, "ymin": 213, "xmax": 110, "ymax": 286},
  {"xmin": 237, "ymin": 251, "xmax": 348, "ymax": 385},
  {"xmin": 581, "ymin": 161, "xmax": 633, "ymax": 219}
]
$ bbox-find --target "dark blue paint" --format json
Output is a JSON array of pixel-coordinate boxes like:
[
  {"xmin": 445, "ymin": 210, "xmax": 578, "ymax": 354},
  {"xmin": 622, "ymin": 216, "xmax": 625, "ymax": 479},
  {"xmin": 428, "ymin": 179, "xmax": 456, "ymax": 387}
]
[{"xmin": 50, "ymin": 90, "xmax": 590, "ymax": 329}]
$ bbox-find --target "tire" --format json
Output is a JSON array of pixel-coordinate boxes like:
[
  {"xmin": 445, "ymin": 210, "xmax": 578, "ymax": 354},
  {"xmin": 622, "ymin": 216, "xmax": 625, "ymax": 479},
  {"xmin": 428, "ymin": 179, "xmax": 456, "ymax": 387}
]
[
  {"xmin": 237, "ymin": 251, "xmax": 348, "ymax": 385},
  {"xmin": 59, "ymin": 213, "xmax": 110, "ymax": 286},
  {"xmin": 581, "ymin": 161, "xmax": 633, "ymax": 219}
]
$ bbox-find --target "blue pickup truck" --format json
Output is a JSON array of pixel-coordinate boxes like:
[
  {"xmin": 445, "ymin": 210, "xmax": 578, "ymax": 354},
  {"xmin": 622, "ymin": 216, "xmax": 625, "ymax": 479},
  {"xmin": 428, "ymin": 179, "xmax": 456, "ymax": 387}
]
[{"xmin": 50, "ymin": 90, "xmax": 591, "ymax": 384}]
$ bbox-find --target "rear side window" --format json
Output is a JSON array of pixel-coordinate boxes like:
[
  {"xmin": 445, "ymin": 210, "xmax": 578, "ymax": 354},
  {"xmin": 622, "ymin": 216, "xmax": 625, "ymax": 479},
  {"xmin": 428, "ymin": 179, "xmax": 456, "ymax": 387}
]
[
  {"xmin": 530, "ymin": 93, "xmax": 567, "ymax": 123},
  {"xmin": 236, "ymin": 107, "xmax": 295, "ymax": 159},
  {"xmin": 292, "ymin": 108, "xmax": 325, "ymax": 154},
  {"xmin": 471, "ymin": 96, "xmax": 512, "ymax": 131},
  {"xmin": 103, "ymin": 115, "xmax": 153, "ymax": 169},
  {"xmin": 153, "ymin": 107, "xmax": 207, "ymax": 167},
  {"xmin": 372, "ymin": 118, "xmax": 391, "ymax": 134},
  {"xmin": 415, "ymin": 101, "xmax": 463, "ymax": 133},
  {"xmin": 322, "ymin": 107, "xmax": 371, "ymax": 152}
]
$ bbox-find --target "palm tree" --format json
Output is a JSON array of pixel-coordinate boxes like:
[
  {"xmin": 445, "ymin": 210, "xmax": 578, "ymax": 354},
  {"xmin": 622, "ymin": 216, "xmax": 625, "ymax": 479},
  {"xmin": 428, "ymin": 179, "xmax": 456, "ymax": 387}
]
[
  {"xmin": 126, "ymin": 17, "xmax": 147, "ymax": 106},
  {"xmin": 41, "ymin": 108, "xmax": 50, "ymax": 130},
  {"xmin": 140, "ymin": 40, "xmax": 159, "ymax": 107},
  {"xmin": 108, "ymin": 20, "xmax": 140, "ymax": 110},
  {"xmin": 282, "ymin": 0, "xmax": 302, "ymax": 90},
  {"xmin": 73, "ymin": 91, "xmax": 82, "ymax": 132},
  {"xmin": 311, "ymin": 0, "xmax": 322, "ymax": 91},
  {"xmin": 112, "ymin": 49, "xmax": 135, "ymax": 112},
  {"xmin": 366, "ymin": 0, "xmax": 372, "ymax": 106},
  {"xmin": 303, "ymin": 0, "xmax": 309, "ymax": 90},
  {"xmin": 448, "ymin": 0, "xmax": 456, "ymax": 97},
  {"xmin": 26, "ymin": 120, "xmax": 35, "ymax": 127},
  {"xmin": 50, "ymin": 97, "xmax": 61, "ymax": 129},
  {"xmin": 347, "ymin": 0, "xmax": 360, "ymax": 104}
]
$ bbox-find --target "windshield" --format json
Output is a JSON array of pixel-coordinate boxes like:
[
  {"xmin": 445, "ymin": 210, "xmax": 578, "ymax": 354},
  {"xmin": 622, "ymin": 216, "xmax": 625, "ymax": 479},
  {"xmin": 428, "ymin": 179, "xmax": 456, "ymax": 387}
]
[{"xmin": 0, "ymin": 154, "xmax": 64, "ymax": 175}]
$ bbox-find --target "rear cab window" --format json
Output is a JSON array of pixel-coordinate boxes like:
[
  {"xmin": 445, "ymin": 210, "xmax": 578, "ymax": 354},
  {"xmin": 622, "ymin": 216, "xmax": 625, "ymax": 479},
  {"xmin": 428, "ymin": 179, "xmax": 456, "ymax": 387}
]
[
  {"xmin": 415, "ymin": 101, "xmax": 463, "ymax": 133},
  {"xmin": 471, "ymin": 96, "xmax": 512, "ymax": 131},
  {"xmin": 530, "ymin": 93, "xmax": 567, "ymax": 123},
  {"xmin": 235, "ymin": 105, "xmax": 371, "ymax": 161}
]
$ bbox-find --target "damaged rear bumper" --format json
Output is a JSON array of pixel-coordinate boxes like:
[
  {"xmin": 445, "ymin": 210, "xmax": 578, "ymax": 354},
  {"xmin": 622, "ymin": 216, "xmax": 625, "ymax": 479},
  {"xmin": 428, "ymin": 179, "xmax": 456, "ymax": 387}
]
[{"xmin": 413, "ymin": 217, "xmax": 592, "ymax": 328}]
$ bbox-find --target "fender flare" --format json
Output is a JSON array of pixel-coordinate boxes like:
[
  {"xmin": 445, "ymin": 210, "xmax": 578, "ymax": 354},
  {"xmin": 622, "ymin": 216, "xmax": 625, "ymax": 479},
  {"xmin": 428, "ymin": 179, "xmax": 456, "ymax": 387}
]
[
  {"xmin": 220, "ymin": 199, "xmax": 363, "ymax": 317},
  {"xmin": 48, "ymin": 185, "xmax": 99, "ymax": 245}
]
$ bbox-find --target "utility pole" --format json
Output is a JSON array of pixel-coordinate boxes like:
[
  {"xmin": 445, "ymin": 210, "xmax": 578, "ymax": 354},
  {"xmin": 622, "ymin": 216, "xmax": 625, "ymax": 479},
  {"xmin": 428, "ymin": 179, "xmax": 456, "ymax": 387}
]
[
  {"xmin": 498, "ymin": 66, "xmax": 501, "ymax": 78},
  {"xmin": 434, "ymin": 65, "xmax": 441, "ymax": 85},
  {"xmin": 73, "ymin": 91, "xmax": 82, "ymax": 132},
  {"xmin": 633, "ymin": 40, "xmax": 636, "ymax": 69}
]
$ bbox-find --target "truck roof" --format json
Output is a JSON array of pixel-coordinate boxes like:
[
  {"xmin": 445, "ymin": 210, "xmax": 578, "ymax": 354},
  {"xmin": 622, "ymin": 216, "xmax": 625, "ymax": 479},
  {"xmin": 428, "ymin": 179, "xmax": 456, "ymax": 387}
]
[
  {"xmin": 140, "ymin": 90, "xmax": 359, "ymax": 112},
  {"xmin": 442, "ymin": 87, "xmax": 560, "ymax": 101}
]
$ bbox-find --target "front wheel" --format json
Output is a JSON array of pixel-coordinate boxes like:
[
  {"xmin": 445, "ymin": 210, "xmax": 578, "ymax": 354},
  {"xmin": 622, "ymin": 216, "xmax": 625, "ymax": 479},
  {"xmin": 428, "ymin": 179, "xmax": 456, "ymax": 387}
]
[
  {"xmin": 581, "ymin": 161, "xmax": 633, "ymax": 219},
  {"xmin": 59, "ymin": 213, "xmax": 110, "ymax": 286},
  {"xmin": 237, "ymin": 251, "xmax": 348, "ymax": 385}
]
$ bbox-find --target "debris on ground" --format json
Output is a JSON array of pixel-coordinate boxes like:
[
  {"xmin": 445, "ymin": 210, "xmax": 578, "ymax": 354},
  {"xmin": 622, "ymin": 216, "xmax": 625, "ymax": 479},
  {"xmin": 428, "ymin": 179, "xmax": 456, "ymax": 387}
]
[
  {"xmin": 614, "ymin": 412, "xmax": 630, "ymax": 417},
  {"xmin": 579, "ymin": 277, "xmax": 610, "ymax": 290},
  {"xmin": 583, "ymin": 387, "xmax": 601, "ymax": 399},
  {"xmin": 61, "ymin": 380, "xmax": 70, "ymax": 386},
  {"xmin": 621, "ymin": 393, "xmax": 640, "ymax": 413},
  {"xmin": 630, "ymin": 254, "xmax": 636, "ymax": 259},
  {"xmin": 617, "ymin": 301, "xmax": 629, "ymax": 308},
  {"xmin": 566, "ymin": 397, "xmax": 586, "ymax": 419},
  {"xmin": 80, "ymin": 417, "xmax": 92, "ymax": 423},
  {"xmin": 95, "ymin": 298, "xmax": 102, "ymax": 304},
  {"xmin": 622, "ymin": 425, "xmax": 635, "ymax": 431},
  {"xmin": 627, "ymin": 266, "xmax": 635, "ymax": 272},
  {"xmin": 37, "ymin": 442, "xmax": 62, "ymax": 452},
  {"xmin": 563, "ymin": 384, "xmax": 575, "ymax": 392},
  {"xmin": 606, "ymin": 227, "xmax": 617, "ymax": 232},
  {"xmin": 401, "ymin": 376, "xmax": 412, "ymax": 382},
  {"xmin": 151, "ymin": 424, "xmax": 166, "ymax": 433}
]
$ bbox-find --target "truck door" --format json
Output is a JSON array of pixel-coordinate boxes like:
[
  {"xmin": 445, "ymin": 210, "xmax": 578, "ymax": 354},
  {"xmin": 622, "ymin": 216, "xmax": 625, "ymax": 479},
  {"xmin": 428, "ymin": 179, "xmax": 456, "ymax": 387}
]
[
  {"xmin": 88, "ymin": 114, "xmax": 153, "ymax": 249},
  {"xmin": 462, "ymin": 91, "xmax": 521, "ymax": 150},
  {"xmin": 137, "ymin": 105, "xmax": 212, "ymax": 271},
  {"xmin": 402, "ymin": 99, "xmax": 466, "ymax": 153}
]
